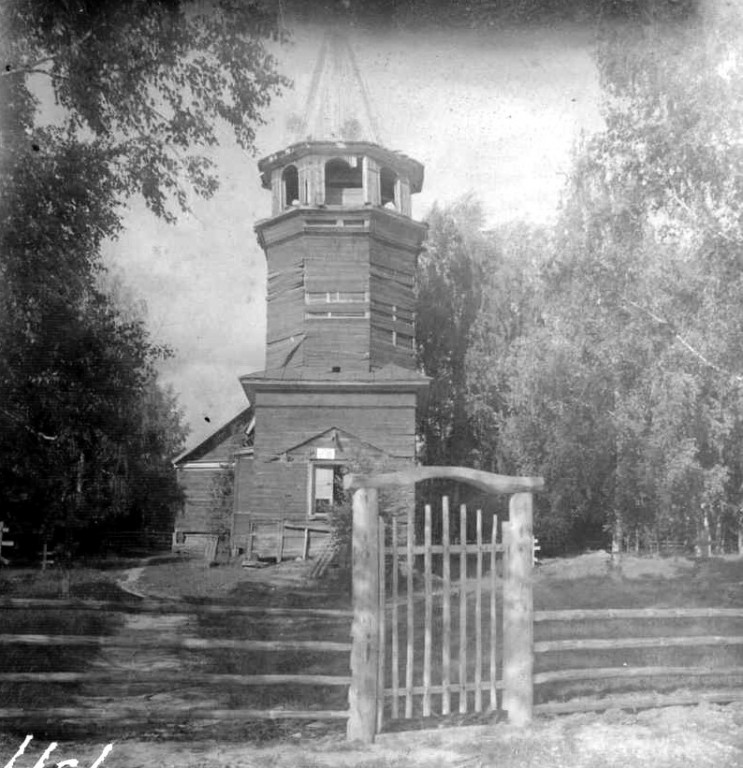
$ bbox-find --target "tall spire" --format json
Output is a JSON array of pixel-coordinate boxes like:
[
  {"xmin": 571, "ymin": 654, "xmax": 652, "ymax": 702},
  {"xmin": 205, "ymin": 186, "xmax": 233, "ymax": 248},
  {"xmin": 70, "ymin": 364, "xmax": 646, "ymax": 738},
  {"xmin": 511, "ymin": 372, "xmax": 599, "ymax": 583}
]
[{"xmin": 294, "ymin": 31, "xmax": 382, "ymax": 145}]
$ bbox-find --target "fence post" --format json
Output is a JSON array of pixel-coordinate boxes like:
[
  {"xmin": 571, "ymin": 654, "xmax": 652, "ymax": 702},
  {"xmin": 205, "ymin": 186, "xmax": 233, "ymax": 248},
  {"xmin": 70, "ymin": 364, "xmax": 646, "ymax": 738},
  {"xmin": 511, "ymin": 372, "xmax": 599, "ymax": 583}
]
[
  {"xmin": 347, "ymin": 486, "xmax": 380, "ymax": 743},
  {"xmin": 502, "ymin": 492, "xmax": 534, "ymax": 726}
]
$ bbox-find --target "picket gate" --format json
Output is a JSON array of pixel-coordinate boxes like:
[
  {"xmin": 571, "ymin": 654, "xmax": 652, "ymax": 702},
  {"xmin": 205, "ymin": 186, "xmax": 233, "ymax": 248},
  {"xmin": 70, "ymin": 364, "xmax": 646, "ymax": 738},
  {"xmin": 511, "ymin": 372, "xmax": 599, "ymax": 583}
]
[{"xmin": 344, "ymin": 466, "xmax": 544, "ymax": 743}]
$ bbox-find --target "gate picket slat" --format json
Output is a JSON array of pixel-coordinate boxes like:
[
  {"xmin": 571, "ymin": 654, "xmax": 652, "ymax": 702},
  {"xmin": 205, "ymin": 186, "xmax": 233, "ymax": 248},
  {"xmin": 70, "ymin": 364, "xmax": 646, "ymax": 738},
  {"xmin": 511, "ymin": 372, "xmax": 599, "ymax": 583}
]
[
  {"xmin": 475, "ymin": 509, "xmax": 483, "ymax": 713},
  {"xmin": 490, "ymin": 514, "xmax": 498, "ymax": 710},
  {"xmin": 405, "ymin": 503, "xmax": 414, "ymax": 719},
  {"xmin": 391, "ymin": 517, "xmax": 400, "ymax": 719},
  {"xmin": 377, "ymin": 518, "xmax": 386, "ymax": 734},
  {"xmin": 459, "ymin": 504, "xmax": 468, "ymax": 714},
  {"xmin": 423, "ymin": 504, "xmax": 433, "ymax": 717},
  {"xmin": 442, "ymin": 496, "xmax": 451, "ymax": 716}
]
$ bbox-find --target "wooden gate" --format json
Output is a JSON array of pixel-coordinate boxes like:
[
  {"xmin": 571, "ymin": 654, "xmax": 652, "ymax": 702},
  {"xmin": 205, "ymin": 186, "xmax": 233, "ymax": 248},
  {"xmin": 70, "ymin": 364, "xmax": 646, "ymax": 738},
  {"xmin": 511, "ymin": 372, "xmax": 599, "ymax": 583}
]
[{"xmin": 344, "ymin": 466, "xmax": 544, "ymax": 743}]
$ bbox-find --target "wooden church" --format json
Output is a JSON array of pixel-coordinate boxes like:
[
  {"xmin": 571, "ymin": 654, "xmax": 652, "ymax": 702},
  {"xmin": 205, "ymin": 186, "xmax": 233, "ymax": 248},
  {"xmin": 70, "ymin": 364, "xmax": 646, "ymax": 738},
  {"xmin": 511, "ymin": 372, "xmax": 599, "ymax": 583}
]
[{"xmin": 174, "ymin": 34, "xmax": 429, "ymax": 557}]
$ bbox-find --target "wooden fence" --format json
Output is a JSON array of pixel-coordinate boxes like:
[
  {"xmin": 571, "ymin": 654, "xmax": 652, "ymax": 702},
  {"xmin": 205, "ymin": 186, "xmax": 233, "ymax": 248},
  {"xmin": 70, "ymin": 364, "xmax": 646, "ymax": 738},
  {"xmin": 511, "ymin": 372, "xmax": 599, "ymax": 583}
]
[
  {"xmin": 0, "ymin": 597, "xmax": 352, "ymax": 729},
  {"xmin": 533, "ymin": 607, "xmax": 743, "ymax": 715}
]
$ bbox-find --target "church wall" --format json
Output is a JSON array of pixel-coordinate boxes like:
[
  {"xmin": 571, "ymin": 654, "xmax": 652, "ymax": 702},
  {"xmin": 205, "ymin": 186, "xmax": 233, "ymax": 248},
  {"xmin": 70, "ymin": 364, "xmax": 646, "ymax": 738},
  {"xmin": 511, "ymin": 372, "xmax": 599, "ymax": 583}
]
[
  {"xmin": 253, "ymin": 390, "xmax": 418, "ymax": 460},
  {"xmin": 175, "ymin": 465, "xmax": 228, "ymax": 532}
]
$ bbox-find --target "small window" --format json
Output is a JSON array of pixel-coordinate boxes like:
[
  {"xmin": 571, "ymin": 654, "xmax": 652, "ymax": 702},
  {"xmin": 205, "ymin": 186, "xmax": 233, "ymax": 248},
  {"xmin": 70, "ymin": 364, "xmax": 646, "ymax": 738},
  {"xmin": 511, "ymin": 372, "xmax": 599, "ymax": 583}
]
[
  {"xmin": 310, "ymin": 464, "xmax": 345, "ymax": 518},
  {"xmin": 306, "ymin": 291, "xmax": 368, "ymax": 304}
]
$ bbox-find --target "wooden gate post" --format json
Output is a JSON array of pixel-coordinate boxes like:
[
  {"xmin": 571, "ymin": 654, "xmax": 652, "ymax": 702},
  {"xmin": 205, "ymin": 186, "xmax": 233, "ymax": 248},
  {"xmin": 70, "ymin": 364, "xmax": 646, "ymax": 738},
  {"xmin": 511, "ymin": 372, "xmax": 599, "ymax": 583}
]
[
  {"xmin": 348, "ymin": 486, "xmax": 380, "ymax": 743},
  {"xmin": 502, "ymin": 492, "xmax": 534, "ymax": 726}
]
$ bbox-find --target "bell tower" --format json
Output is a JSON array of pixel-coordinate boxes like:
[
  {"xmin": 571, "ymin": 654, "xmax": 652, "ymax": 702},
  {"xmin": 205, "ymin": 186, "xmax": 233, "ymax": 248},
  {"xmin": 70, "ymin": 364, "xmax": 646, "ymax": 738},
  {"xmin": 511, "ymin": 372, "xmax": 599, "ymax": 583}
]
[{"xmin": 236, "ymin": 33, "xmax": 429, "ymax": 533}]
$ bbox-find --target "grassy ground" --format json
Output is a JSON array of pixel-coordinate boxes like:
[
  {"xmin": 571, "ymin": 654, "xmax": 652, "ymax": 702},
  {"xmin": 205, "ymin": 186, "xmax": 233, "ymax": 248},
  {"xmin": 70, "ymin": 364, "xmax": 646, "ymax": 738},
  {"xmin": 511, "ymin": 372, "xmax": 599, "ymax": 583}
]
[{"xmin": 1, "ymin": 702, "xmax": 742, "ymax": 767}]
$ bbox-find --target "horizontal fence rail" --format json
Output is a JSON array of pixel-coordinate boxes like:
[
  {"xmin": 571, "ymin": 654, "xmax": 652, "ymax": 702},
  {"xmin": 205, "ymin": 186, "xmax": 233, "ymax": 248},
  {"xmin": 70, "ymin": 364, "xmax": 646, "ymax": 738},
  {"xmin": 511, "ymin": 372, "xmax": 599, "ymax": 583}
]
[
  {"xmin": 0, "ymin": 672, "xmax": 352, "ymax": 685},
  {"xmin": 0, "ymin": 707, "xmax": 351, "ymax": 723},
  {"xmin": 535, "ymin": 635, "xmax": 743, "ymax": 653},
  {"xmin": 535, "ymin": 690, "xmax": 743, "ymax": 716},
  {"xmin": 0, "ymin": 633, "xmax": 351, "ymax": 652},
  {"xmin": 535, "ymin": 666, "xmax": 743, "ymax": 685},
  {"xmin": 536, "ymin": 608, "xmax": 743, "ymax": 621},
  {"xmin": 0, "ymin": 597, "xmax": 352, "ymax": 618}
]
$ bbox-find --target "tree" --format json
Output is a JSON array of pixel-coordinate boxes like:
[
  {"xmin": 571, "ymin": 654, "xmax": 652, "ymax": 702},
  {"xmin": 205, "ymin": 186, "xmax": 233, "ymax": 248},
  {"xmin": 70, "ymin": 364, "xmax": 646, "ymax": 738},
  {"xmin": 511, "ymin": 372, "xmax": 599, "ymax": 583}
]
[
  {"xmin": 416, "ymin": 197, "xmax": 487, "ymax": 468},
  {"xmin": 499, "ymin": 9, "xmax": 743, "ymax": 553},
  {"xmin": 1, "ymin": 0, "xmax": 288, "ymax": 219},
  {"xmin": 0, "ymin": 1, "xmax": 287, "ymax": 551}
]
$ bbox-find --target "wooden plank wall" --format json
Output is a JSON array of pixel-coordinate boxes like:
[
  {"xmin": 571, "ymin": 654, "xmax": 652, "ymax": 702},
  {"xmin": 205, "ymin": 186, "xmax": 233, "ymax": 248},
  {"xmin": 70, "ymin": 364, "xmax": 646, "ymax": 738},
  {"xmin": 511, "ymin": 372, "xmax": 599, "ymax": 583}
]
[
  {"xmin": 369, "ymin": 240, "xmax": 417, "ymax": 370},
  {"xmin": 176, "ymin": 467, "xmax": 229, "ymax": 531},
  {"xmin": 304, "ymin": 234, "xmax": 370, "ymax": 372},
  {"xmin": 266, "ymin": 241, "xmax": 304, "ymax": 370},
  {"xmin": 304, "ymin": 319, "xmax": 370, "ymax": 371},
  {"xmin": 255, "ymin": 391, "xmax": 418, "ymax": 460},
  {"xmin": 248, "ymin": 461, "xmax": 309, "ymax": 522}
]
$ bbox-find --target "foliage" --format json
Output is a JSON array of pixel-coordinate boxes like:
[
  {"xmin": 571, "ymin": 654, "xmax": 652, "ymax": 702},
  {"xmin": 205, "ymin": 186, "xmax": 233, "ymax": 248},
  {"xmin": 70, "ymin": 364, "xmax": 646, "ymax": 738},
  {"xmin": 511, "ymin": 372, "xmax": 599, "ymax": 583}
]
[
  {"xmin": 416, "ymin": 197, "xmax": 487, "ymax": 468},
  {"xmin": 416, "ymin": 12, "xmax": 743, "ymax": 554},
  {"xmin": 0, "ymin": 1, "xmax": 285, "ymax": 551},
  {"xmin": 1, "ymin": 0, "xmax": 288, "ymax": 220},
  {"xmin": 497, "ymin": 12, "xmax": 743, "ymax": 553}
]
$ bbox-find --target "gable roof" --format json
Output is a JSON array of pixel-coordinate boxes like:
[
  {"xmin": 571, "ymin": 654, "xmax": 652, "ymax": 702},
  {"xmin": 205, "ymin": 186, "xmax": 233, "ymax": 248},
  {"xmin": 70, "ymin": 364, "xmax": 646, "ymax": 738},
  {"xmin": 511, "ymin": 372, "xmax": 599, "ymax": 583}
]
[
  {"xmin": 271, "ymin": 425, "xmax": 388, "ymax": 461},
  {"xmin": 173, "ymin": 406, "xmax": 254, "ymax": 466}
]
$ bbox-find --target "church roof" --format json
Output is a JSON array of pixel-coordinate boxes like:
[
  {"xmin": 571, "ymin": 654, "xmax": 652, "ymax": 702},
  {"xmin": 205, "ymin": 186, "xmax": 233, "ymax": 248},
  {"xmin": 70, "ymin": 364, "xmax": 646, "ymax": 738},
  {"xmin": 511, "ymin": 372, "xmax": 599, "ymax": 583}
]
[
  {"xmin": 239, "ymin": 363, "xmax": 430, "ymax": 401},
  {"xmin": 292, "ymin": 31, "xmax": 381, "ymax": 145},
  {"xmin": 173, "ymin": 406, "xmax": 254, "ymax": 466},
  {"xmin": 240, "ymin": 363, "xmax": 430, "ymax": 386}
]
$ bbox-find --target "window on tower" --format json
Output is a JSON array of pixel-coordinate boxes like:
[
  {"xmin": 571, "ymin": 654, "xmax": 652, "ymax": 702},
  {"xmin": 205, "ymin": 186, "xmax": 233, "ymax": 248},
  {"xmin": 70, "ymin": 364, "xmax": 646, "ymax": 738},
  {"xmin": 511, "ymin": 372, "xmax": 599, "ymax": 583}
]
[
  {"xmin": 325, "ymin": 157, "xmax": 363, "ymax": 206},
  {"xmin": 282, "ymin": 165, "xmax": 299, "ymax": 208}
]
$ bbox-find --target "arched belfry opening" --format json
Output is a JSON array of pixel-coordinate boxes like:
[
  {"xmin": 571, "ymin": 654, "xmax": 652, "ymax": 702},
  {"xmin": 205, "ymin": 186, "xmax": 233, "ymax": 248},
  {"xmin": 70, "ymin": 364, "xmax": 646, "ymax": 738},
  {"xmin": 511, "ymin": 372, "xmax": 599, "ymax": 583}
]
[
  {"xmin": 380, "ymin": 166, "xmax": 398, "ymax": 209},
  {"xmin": 282, "ymin": 165, "xmax": 299, "ymax": 208},
  {"xmin": 325, "ymin": 157, "xmax": 363, "ymax": 206}
]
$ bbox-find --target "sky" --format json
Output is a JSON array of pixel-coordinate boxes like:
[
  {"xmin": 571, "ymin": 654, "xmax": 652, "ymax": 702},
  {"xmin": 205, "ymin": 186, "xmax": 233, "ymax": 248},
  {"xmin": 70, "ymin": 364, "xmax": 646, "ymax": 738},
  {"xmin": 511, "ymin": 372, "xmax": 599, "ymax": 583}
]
[{"xmin": 102, "ymin": 20, "xmax": 605, "ymax": 449}]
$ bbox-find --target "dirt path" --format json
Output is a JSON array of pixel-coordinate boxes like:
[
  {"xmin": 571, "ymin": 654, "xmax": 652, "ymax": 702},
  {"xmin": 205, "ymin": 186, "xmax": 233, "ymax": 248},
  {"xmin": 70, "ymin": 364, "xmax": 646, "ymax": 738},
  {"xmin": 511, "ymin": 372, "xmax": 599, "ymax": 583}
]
[{"xmin": 70, "ymin": 561, "xmax": 227, "ymax": 720}]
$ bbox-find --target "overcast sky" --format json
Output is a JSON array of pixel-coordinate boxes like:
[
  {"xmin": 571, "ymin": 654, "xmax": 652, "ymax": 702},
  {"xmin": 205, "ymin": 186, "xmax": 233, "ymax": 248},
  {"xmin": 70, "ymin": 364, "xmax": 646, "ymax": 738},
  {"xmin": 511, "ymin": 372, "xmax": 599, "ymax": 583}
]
[{"xmin": 102, "ymin": 20, "xmax": 604, "ymax": 448}]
